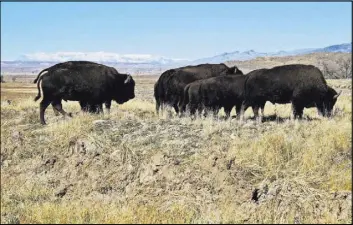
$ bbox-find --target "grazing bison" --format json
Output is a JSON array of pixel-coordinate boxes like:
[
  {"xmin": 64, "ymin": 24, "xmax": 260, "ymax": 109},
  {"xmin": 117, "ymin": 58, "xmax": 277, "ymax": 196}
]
[
  {"xmin": 34, "ymin": 61, "xmax": 115, "ymax": 113},
  {"xmin": 180, "ymin": 75, "xmax": 247, "ymax": 118},
  {"xmin": 34, "ymin": 63, "xmax": 135, "ymax": 125},
  {"xmin": 154, "ymin": 63, "xmax": 243, "ymax": 115},
  {"xmin": 241, "ymin": 64, "xmax": 341, "ymax": 120}
]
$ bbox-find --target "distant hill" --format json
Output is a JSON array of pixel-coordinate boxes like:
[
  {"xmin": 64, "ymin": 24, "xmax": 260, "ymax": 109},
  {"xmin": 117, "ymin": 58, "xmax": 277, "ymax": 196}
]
[
  {"xmin": 225, "ymin": 52, "xmax": 352, "ymax": 79},
  {"xmin": 1, "ymin": 43, "xmax": 351, "ymax": 76},
  {"xmin": 192, "ymin": 43, "xmax": 351, "ymax": 64}
]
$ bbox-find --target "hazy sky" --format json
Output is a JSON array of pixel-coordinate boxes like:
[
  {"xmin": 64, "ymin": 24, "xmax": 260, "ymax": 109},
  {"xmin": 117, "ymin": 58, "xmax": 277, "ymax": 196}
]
[{"xmin": 1, "ymin": 2, "xmax": 352, "ymax": 60}]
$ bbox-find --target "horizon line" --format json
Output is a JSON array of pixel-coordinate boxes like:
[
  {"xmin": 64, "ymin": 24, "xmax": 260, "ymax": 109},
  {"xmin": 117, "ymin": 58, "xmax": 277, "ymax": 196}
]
[{"xmin": 1, "ymin": 42, "xmax": 351, "ymax": 62}]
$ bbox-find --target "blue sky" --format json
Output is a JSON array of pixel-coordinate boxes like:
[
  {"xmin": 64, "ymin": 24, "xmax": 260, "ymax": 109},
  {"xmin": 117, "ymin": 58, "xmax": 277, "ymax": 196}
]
[{"xmin": 1, "ymin": 2, "xmax": 352, "ymax": 60}]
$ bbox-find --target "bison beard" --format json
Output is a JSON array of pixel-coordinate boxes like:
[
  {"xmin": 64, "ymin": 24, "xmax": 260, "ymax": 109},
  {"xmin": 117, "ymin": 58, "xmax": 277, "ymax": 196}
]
[{"xmin": 34, "ymin": 62, "xmax": 135, "ymax": 125}]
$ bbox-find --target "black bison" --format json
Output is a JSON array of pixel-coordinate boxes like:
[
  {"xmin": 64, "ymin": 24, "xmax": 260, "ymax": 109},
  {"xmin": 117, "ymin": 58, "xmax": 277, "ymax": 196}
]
[
  {"xmin": 180, "ymin": 75, "xmax": 247, "ymax": 118},
  {"xmin": 33, "ymin": 61, "xmax": 103, "ymax": 83},
  {"xmin": 34, "ymin": 62, "xmax": 135, "ymax": 125},
  {"xmin": 241, "ymin": 64, "xmax": 341, "ymax": 120},
  {"xmin": 154, "ymin": 63, "xmax": 243, "ymax": 115},
  {"xmin": 34, "ymin": 61, "xmax": 115, "ymax": 113}
]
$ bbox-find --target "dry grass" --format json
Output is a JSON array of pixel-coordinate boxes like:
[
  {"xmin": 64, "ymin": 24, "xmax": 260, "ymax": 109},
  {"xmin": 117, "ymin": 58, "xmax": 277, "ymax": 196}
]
[{"xmin": 1, "ymin": 77, "xmax": 352, "ymax": 224}]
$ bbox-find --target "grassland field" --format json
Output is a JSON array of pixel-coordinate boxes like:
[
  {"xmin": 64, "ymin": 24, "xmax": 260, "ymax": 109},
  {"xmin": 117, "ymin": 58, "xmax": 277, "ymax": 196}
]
[{"xmin": 0, "ymin": 75, "xmax": 352, "ymax": 223}]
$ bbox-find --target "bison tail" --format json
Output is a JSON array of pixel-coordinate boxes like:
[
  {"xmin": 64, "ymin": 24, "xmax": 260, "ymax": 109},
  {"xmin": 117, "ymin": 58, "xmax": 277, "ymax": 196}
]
[
  {"xmin": 34, "ymin": 95, "xmax": 41, "ymax": 102},
  {"xmin": 154, "ymin": 81, "xmax": 165, "ymax": 111},
  {"xmin": 33, "ymin": 68, "xmax": 48, "ymax": 83},
  {"xmin": 34, "ymin": 76, "xmax": 43, "ymax": 102}
]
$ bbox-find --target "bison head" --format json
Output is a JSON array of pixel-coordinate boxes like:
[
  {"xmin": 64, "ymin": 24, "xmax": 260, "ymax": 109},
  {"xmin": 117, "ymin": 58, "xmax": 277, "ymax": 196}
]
[
  {"xmin": 318, "ymin": 86, "xmax": 341, "ymax": 117},
  {"xmin": 114, "ymin": 74, "xmax": 135, "ymax": 104},
  {"xmin": 221, "ymin": 66, "xmax": 244, "ymax": 76}
]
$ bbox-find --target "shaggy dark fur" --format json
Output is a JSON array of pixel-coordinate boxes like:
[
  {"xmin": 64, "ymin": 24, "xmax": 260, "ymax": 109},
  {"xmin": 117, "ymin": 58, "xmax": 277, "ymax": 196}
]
[
  {"xmin": 180, "ymin": 75, "xmax": 247, "ymax": 118},
  {"xmin": 34, "ymin": 63, "xmax": 135, "ymax": 125},
  {"xmin": 154, "ymin": 63, "xmax": 243, "ymax": 115},
  {"xmin": 242, "ymin": 64, "xmax": 341, "ymax": 119}
]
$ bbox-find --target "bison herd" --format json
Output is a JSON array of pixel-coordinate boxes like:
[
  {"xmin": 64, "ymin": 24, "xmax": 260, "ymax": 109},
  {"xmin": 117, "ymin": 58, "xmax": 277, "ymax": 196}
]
[{"xmin": 33, "ymin": 61, "xmax": 341, "ymax": 125}]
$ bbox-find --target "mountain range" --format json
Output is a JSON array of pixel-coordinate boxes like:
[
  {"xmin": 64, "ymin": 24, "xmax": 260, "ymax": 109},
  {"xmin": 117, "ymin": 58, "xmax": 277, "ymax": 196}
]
[
  {"xmin": 1, "ymin": 43, "xmax": 351, "ymax": 75},
  {"xmin": 16, "ymin": 52, "xmax": 189, "ymax": 65},
  {"xmin": 193, "ymin": 43, "xmax": 351, "ymax": 64}
]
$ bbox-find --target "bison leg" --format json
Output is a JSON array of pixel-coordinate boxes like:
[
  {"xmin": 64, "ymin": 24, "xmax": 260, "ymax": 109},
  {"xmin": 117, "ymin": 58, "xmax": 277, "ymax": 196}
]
[
  {"xmin": 252, "ymin": 106, "xmax": 259, "ymax": 117},
  {"xmin": 40, "ymin": 98, "xmax": 51, "ymax": 125},
  {"xmin": 85, "ymin": 102, "xmax": 103, "ymax": 114},
  {"xmin": 224, "ymin": 109, "xmax": 231, "ymax": 119},
  {"xmin": 197, "ymin": 107, "xmax": 203, "ymax": 117},
  {"xmin": 188, "ymin": 103, "xmax": 197, "ymax": 117},
  {"xmin": 87, "ymin": 104, "xmax": 96, "ymax": 113},
  {"xmin": 315, "ymin": 102, "xmax": 328, "ymax": 117},
  {"xmin": 203, "ymin": 108, "xmax": 209, "ymax": 118},
  {"xmin": 104, "ymin": 101, "xmax": 111, "ymax": 114},
  {"xmin": 178, "ymin": 102, "xmax": 187, "ymax": 118},
  {"xmin": 173, "ymin": 103, "xmax": 179, "ymax": 115},
  {"xmin": 293, "ymin": 107, "xmax": 304, "ymax": 119},
  {"xmin": 235, "ymin": 104, "xmax": 242, "ymax": 118},
  {"xmin": 252, "ymin": 105, "xmax": 260, "ymax": 123},
  {"xmin": 159, "ymin": 103, "xmax": 165, "ymax": 116},
  {"xmin": 252, "ymin": 104, "xmax": 263, "ymax": 124},
  {"xmin": 224, "ymin": 105, "xmax": 233, "ymax": 119},
  {"xmin": 52, "ymin": 100, "xmax": 72, "ymax": 117},
  {"xmin": 155, "ymin": 98, "xmax": 162, "ymax": 116},
  {"xmin": 239, "ymin": 102, "xmax": 250, "ymax": 121},
  {"xmin": 156, "ymin": 101, "xmax": 160, "ymax": 115},
  {"xmin": 80, "ymin": 102, "xmax": 102, "ymax": 114},
  {"xmin": 52, "ymin": 104, "xmax": 60, "ymax": 116},
  {"xmin": 212, "ymin": 107, "xmax": 219, "ymax": 119},
  {"xmin": 80, "ymin": 101, "xmax": 89, "ymax": 112},
  {"xmin": 203, "ymin": 106, "xmax": 217, "ymax": 118},
  {"xmin": 86, "ymin": 103, "xmax": 99, "ymax": 114},
  {"xmin": 96, "ymin": 104, "xmax": 104, "ymax": 114},
  {"xmin": 260, "ymin": 102, "xmax": 266, "ymax": 117},
  {"xmin": 292, "ymin": 103, "xmax": 304, "ymax": 120}
]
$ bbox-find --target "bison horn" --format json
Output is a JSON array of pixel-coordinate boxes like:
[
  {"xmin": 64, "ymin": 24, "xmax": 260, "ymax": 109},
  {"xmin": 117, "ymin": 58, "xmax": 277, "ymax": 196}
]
[
  {"xmin": 333, "ymin": 90, "xmax": 342, "ymax": 99},
  {"xmin": 124, "ymin": 75, "xmax": 132, "ymax": 84}
]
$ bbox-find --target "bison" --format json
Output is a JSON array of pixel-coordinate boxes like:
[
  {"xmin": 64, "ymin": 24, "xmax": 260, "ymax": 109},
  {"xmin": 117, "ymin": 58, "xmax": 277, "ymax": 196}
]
[
  {"xmin": 154, "ymin": 63, "xmax": 243, "ymax": 115},
  {"xmin": 180, "ymin": 75, "xmax": 247, "ymax": 118},
  {"xmin": 241, "ymin": 64, "xmax": 341, "ymax": 120},
  {"xmin": 34, "ymin": 61, "xmax": 115, "ymax": 113},
  {"xmin": 34, "ymin": 62, "xmax": 135, "ymax": 125}
]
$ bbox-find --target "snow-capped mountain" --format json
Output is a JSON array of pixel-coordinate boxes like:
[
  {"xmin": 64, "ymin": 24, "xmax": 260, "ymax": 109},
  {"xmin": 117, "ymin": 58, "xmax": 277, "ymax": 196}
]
[
  {"xmin": 18, "ymin": 52, "xmax": 188, "ymax": 65},
  {"xmin": 1, "ymin": 43, "xmax": 351, "ymax": 75},
  {"xmin": 312, "ymin": 43, "xmax": 352, "ymax": 53},
  {"xmin": 192, "ymin": 43, "xmax": 351, "ymax": 64}
]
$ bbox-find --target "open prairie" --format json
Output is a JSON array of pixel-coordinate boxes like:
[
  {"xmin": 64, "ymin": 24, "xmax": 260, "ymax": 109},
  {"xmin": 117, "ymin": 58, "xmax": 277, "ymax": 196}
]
[{"xmin": 1, "ymin": 76, "xmax": 352, "ymax": 223}]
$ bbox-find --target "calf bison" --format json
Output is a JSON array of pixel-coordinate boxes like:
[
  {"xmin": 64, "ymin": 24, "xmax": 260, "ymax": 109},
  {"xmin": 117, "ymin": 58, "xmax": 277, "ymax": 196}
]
[
  {"xmin": 154, "ymin": 63, "xmax": 243, "ymax": 115},
  {"xmin": 34, "ymin": 62, "xmax": 135, "ymax": 125},
  {"xmin": 34, "ymin": 61, "xmax": 115, "ymax": 113},
  {"xmin": 180, "ymin": 75, "xmax": 247, "ymax": 118},
  {"xmin": 241, "ymin": 64, "xmax": 341, "ymax": 120}
]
